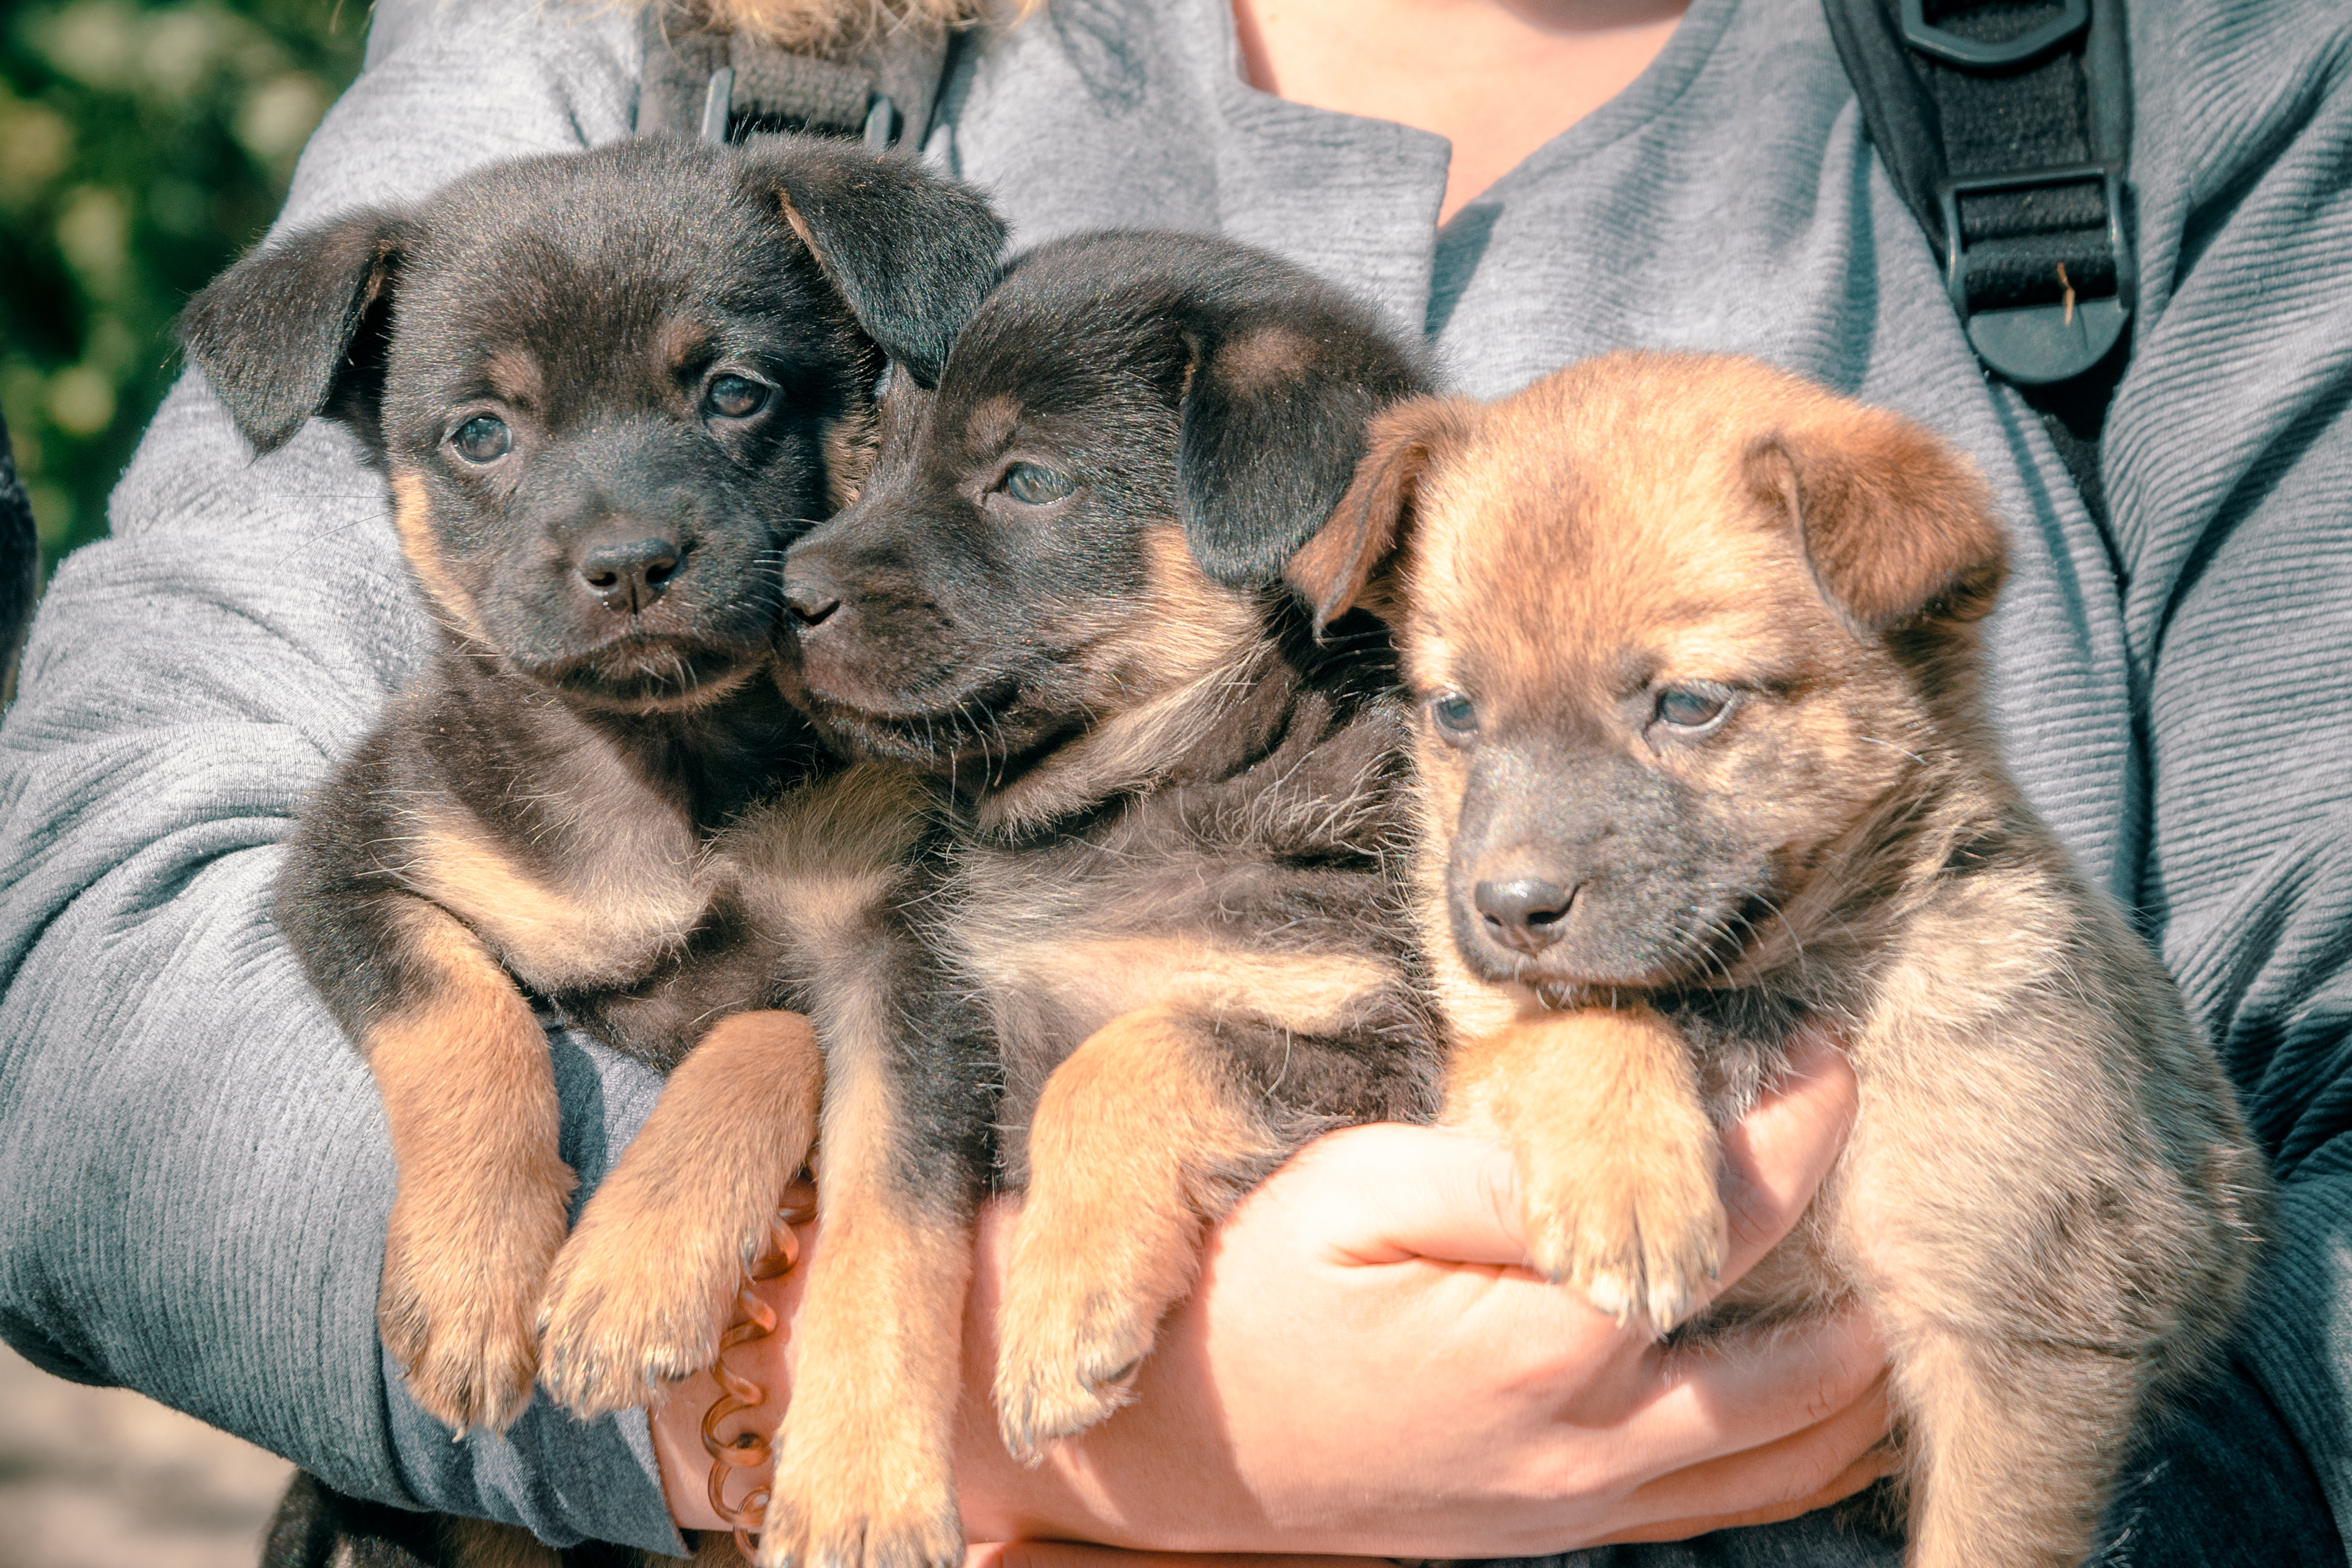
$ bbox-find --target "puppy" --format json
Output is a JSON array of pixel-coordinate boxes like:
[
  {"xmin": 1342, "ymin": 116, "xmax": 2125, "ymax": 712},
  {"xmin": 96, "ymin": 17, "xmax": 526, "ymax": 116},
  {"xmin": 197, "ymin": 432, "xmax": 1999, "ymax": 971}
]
[
  {"xmin": 179, "ymin": 134, "xmax": 1001, "ymax": 1461},
  {"xmin": 1287, "ymin": 350, "xmax": 2269, "ymax": 1568},
  {"xmin": 754, "ymin": 230, "xmax": 1444, "ymax": 1551}
]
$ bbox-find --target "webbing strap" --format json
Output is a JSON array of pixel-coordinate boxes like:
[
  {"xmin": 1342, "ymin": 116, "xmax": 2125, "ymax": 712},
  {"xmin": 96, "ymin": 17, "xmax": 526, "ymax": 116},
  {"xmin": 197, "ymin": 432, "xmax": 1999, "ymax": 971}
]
[{"xmin": 1823, "ymin": 0, "xmax": 2133, "ymax": 525}]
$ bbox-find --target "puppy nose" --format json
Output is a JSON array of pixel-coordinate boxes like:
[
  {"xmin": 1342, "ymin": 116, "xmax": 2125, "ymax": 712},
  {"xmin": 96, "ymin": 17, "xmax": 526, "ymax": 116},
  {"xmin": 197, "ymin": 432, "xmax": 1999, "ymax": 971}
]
[
  {"xmin": 782, "ymin": 576, "xmax": 841, "ymax": 628},
  {"xmin": 577, "ymin": 536, "xmax": 681, "ymax": 613},
  {"xmin": 1474, "ymin": 877, "xmax": 1575, "ymax": 954}
]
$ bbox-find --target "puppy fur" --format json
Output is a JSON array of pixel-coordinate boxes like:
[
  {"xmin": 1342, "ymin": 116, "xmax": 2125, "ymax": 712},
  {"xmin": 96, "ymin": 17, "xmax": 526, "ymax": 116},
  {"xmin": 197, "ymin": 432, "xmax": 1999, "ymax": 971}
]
[
  {"xmin": 180, "ymin": 133, "xmax": 1002, "ymax": 1471},
  {"xmin": 1289, "ymin": 350, "xmax": 2270, "ymax": 1568},
  {"xmin": 776, "ymin": 231, "xmax": 1444, "ymax": 1501}
]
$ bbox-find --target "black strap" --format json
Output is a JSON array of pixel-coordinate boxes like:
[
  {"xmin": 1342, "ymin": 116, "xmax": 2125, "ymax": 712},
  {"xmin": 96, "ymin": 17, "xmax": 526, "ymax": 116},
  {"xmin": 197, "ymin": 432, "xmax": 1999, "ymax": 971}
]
[
  {"xmin": 637, "ymin": 2, "xmax": 955, "ymax": 152},
  {"xmin": 1823, "ymin": 0, "xmax": 2133, "ymax": 525}
]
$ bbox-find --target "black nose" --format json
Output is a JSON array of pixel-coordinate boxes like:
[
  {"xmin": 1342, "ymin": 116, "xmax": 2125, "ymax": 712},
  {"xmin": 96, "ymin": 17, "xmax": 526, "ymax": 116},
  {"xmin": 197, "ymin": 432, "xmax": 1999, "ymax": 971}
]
[
  {"xmin": 1474, "ymin": 877, "xmax": 1575, "ymax": 954},
  {"xmin": 577, "ymin": 536, "xmax": 681, "ymax": 613},
  {"xmin": 782, "ymin": 576, "xmax": 841, "ymax": 628}
]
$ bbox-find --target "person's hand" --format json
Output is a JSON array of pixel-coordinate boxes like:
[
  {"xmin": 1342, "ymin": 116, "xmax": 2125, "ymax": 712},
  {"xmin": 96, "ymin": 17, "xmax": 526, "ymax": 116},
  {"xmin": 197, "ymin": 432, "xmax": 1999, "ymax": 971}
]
[{"xmin": 650, "ymin": 1032, "xmax": 1885, "ymax": 1558}]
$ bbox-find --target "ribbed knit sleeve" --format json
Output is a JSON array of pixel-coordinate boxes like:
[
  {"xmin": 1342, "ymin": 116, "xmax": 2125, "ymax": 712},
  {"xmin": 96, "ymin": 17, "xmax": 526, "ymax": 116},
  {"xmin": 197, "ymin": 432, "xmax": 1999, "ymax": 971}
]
[
  {"xmin": 2107, "ymin": 0, "xmax": 2352, "ymax": 1538},
  {"xmin": 0, "ymin": 0, "xmax": 686, "ymax": 1552}
]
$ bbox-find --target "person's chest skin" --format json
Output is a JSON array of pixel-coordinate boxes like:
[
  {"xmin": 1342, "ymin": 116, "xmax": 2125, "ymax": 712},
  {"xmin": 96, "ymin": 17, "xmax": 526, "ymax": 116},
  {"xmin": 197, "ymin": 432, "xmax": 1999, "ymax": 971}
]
[{"xmin": 930, "ymin": 0, "xmax": 2138, "ymax": 901}]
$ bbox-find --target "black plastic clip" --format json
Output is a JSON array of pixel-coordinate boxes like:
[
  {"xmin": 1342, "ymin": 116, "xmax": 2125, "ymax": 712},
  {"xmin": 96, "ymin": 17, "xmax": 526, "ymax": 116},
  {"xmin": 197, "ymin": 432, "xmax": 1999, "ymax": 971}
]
[
  {"xmin": 1900, "ymin": 0, "xmax": 2088, "ymax": 70},
  {"xmin": 1937, "ymin": 160, "xmax": 2132, "ymax": 385}
]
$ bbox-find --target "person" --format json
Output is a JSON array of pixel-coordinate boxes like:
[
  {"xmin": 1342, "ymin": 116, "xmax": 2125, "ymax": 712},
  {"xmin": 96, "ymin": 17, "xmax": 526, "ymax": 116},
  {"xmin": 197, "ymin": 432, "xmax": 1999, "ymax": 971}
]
[{"xmin": 1, "ymin": 0, "xmax": 2346, "ymax": 1562}]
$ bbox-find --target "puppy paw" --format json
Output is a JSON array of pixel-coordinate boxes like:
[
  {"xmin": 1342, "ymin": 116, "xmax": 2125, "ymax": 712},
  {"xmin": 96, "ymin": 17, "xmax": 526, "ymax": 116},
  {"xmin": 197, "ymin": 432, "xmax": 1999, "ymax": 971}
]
[
  {"xmin": 379, "ymin": 1179, "xmax": 570, "ymax": 1435},
  {"xmin": 1518, "ymin": 1110, "xmax": 1726, "ymax": 1333},
  {"xmin": 992, "ymin": 1282, "xmax": 1152, "ymax": 1461},
  {"xmin": 536, "ymin": 1198, "xmax": 754, "ymax": 1419},
  {"xmin": 754, "ymin": 1436, "xmax": 961, "ymax": 1568}
]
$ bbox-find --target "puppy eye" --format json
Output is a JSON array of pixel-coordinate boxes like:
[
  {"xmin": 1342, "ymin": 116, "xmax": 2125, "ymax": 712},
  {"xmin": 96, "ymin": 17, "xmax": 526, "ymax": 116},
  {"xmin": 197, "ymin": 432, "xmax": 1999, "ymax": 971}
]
[
  {"xmin": 704, "ymin": 375, "xmax": 771, "ymax": 420},
  {"xmin": 1426, "ymin": 692, "xmax": 1480, "ymax": 747},
  {"xmin": 1000, "ymin": 463, "xmax": 1076, "ymax": 506},
  {"xmin": 1656, "ymin": 686, "xmax": 1733, "ymax": 731},
  {"xmin": 452, "ymin": 415, "xmax": 511, "ymax": 464}
]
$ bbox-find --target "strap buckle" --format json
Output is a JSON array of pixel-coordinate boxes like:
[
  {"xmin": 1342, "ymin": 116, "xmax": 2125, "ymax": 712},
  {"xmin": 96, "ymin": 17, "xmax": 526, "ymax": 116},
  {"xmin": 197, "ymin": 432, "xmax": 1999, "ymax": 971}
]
[
  {"xmin": 699, "ymin": 66, "xmax": 899, "ymax": 149},
  {"xmin": 1901, "ymin": 0, "xmax": 2088, "ymax": 70},
  {"xmin": 1936, "ymin": 160, "xmax": 2133, "ymax": 385}
]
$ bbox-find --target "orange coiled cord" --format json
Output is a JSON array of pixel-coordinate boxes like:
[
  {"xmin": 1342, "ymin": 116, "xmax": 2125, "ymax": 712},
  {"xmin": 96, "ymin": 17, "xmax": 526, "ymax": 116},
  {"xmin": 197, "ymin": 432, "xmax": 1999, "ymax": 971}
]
[{"xmin": 702, "ymin": 1194, "xmax": 817, "ymax": 1561}]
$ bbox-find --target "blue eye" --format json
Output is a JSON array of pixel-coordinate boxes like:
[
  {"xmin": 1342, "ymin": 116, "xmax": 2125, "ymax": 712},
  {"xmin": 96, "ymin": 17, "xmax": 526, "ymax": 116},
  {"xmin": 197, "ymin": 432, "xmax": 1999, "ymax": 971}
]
[
  {"xmin": 1427, "ymin": 692, "xmax": 1479, "ymax": 746},
  {"xmin": 705, "ymin": 375, "xmax": 770, "ymax": 419},
  {"xmin": 452, "ymin": 415, "xmax": 510, "ymax": 463},
  {"xmin": 1000, "ymin": 462, "xmax": 1076, "ymax": 504},
  {"xmin": 1656, "ymin": 687, "xmax": 1732, "ymax": 730}
]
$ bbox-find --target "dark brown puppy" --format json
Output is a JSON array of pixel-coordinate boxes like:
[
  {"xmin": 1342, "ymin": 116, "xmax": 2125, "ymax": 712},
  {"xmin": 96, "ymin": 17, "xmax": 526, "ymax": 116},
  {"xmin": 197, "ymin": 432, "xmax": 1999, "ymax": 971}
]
[
  {"xmin": 179, "ymin": 134, "xmax": 1002, "ymax": 1454},
  {"xmin": 776, "ymin": 231, "xmax": 1444, "ymax": 1484},
  {"xmin": 1290, "ymin": 351, "xmax": 2269, "ymax": 1568}
]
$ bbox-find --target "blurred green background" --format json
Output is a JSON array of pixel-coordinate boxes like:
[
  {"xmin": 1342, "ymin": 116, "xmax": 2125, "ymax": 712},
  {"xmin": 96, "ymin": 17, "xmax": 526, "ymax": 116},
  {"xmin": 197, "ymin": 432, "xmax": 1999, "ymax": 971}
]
[{"xmin": 1, "ymin": 0, "xmax": 365, "ymax": 577}]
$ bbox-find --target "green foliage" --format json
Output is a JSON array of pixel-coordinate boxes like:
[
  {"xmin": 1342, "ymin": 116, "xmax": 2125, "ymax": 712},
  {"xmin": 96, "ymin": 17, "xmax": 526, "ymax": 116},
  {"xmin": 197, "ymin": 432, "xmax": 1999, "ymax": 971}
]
[{"xmin": 0, "ymin": 0, "xmax": 364, "ymax": 574}]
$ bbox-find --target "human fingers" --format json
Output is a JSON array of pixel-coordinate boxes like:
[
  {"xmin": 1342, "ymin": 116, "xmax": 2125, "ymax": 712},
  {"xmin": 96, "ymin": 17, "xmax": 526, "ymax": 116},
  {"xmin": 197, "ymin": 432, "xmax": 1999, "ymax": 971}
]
[
  {"xmin": 1275, "ymin": 1121, "xmax": 1533, "ymax": 1267},
  {"xmin": 1598, "ymin": 1361, "xmax": 1896, "ymax": 1541},
  {"xmin": 1704, "ymin": 1027, "xmax": 1858, "ymax": 1294}
]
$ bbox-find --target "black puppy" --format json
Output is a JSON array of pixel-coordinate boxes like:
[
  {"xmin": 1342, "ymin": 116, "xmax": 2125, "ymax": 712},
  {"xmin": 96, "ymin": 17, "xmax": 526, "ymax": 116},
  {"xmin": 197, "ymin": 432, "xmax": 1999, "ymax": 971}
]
[
  {"xmin": 179, "ymin": 133, "xmax": 1002, "ymax": 1468},
  {"xmin": 778, "ymin": 231, "xmax": 1445, "ymax": 1468}
]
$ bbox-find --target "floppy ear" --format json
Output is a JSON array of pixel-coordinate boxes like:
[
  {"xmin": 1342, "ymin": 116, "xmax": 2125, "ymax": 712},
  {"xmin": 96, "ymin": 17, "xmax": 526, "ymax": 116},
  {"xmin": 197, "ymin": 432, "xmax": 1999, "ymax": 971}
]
[
  {"xmin": 745, "ymin": 143, "xmax": 1005, "ymax": 389},
  {"xmin": 178, "ymin": 210, "xmax": 412, "ymax": 456},
  {"xmin": 1743, "ymin": 407, "xmax": 2008, "ymax": 636},
  {"xmin": 1284, "ymin": 395, "xmax": 1468, "ymax": 636},
  {"xmin": 1176, "ymin": 293, "xmax": 1434, "ymax": 589}
]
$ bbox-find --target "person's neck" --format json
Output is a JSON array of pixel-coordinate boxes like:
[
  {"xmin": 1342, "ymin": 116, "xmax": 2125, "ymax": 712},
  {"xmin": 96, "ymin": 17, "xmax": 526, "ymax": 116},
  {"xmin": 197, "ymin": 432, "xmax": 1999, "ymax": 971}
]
[{"xmin": 1230, "ymin": 0, "xmax": 1689, "ymax": 224}]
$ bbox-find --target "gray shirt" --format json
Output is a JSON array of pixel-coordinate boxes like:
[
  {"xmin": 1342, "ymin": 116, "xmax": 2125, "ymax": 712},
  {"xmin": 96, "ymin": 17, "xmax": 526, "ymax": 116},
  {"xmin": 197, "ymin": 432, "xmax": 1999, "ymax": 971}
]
[{"xmin": 4, "ymin": 0, "xmax": 2349, "ymax": 1555}]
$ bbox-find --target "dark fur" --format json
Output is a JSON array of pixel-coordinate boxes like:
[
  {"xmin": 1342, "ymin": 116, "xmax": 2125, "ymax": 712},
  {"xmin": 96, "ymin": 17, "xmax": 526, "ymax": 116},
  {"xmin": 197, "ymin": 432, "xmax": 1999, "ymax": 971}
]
[
  {"xmin": 777, "ymin": 231, "xmax": 1444, "ymax": 1482},
  {"xmin": 184, "ymin": 136, "xmax": 1003, "ymax": 1566}
]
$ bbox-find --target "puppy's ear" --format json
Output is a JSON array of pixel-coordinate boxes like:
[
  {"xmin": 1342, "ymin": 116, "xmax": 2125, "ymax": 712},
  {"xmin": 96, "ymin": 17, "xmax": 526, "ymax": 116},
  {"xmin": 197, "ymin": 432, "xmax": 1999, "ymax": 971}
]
[
  {"xmin": 178, "ymin": 211, "xmax": 412, "ymax": 456},
  {"xmin": 1284, "ymin": 395, "xmax": 1468, "ymax": 636},
  {"xmin": 1177, "ymin": 301, "xmax": 1432, "ymax": 589},
  {"xmin": 745, "ymin": 146, "xmax": 1005, "ymax": 388},
  {"xmin": 1743, "ymin": 409, "xmax": 2007, "ymax": 636}
]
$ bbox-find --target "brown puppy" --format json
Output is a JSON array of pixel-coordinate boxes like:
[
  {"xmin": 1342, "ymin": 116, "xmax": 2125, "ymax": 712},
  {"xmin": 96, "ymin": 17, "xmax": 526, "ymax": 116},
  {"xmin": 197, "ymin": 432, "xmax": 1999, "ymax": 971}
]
[{"xmin": 1288, "ymin": 352, "xmax": 2269, "ymax": 1568}]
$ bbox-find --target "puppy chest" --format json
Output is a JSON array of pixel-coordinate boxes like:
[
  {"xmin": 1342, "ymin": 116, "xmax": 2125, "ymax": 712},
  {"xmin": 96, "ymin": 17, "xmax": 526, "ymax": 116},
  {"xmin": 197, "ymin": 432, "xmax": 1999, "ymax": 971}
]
[{"xmin": 399, "ymin": 806, "xmax": 717, "ymax": 993}]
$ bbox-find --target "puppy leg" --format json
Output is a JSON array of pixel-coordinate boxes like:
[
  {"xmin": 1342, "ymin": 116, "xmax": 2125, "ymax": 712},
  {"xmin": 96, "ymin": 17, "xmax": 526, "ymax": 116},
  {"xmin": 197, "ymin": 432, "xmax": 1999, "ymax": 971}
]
[
  {"xmin": 757, "ymin": 983, "xmax": 978, "ymax": 1568},
  {"xmin": 1885, "ymin": 1322, "xmax": 2132, "ymax": 1568},
  {"xmin": 1447, "ymin": 1006, "xmax": 1725, "ymax": 1331},
  {"xmin": 366, "ymin": 899, "xmax": 575, "ymax": 1435},
  {"xmin": 994, "ymin": 1008, "xmax": 1282, "ymax": 1458},
  {"xmin": 538, "ymin": 1009, "xmax": 823, "ymax": 1418}
]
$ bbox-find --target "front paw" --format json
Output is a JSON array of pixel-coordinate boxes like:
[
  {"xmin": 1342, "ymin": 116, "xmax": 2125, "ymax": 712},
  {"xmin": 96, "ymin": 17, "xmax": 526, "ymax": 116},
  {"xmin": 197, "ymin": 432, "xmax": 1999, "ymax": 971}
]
[
  {"xmin": 537, "ymin": 1194, "xmax": 762, "ymax": 1419},
  {"xmin": 1518, "ymin": 1111, "xmax": 1725, "ymax": 1333},
  {"xmin": 754, "ymin": 1432, "xmax": 962, "ymax": 1568},
  {"xmin": 379, "ymin": 1182, "xmax": 570, "ymax": 1435},
  {"xmin": 992, "ymin": 1279, "xmax": 1152, "ymax": 1462}
]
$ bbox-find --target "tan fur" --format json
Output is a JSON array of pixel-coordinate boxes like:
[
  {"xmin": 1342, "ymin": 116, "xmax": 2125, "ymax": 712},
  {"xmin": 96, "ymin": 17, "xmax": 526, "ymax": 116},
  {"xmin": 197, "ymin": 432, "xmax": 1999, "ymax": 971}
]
[
  {"xmin": 756, "ymin": 1008, "xmax": 971, "ymax": 1568},
  {"xmin": 537, "ymin": 762, "xmax": 929, "ymax": 1419},
  {"xmin": 1212, "ymin": 326, "xmax": 1317, "ymax": 392},
  {"xmin": 683, "ymin": 0, "xmax": 1021, "ymax": 56},
  {"xmin": 404, "ymin": 805, "xmax": 715, "ymax": 995},
  {"xmin": 993, "ymin": 1007, "xmax": 1284, "ymax": 1456},
  {"xmin": 962, "ymin": 393, "xmax": 1023, "ymax": 455},
  {"xmin": 1300, "ymin": 352, "xmax": 2268, "ymax": 1568},
  {"xmin": 975, "ymin": 527, "xmax": 1266, "ymax": 836},
  {"xmin": 538, "ymin": 1009, "xmax": 823, "ymax": 1417},
  {"xmin": 389, "ymin": 471, "xmax": 491, "ymax": 642},
  {"xmin": 364, "ymin": 903, "xmax": 575, "ymax": 1435},
  {"xmin": 1447, "ymin": 1005, "xmax": 1725, "ymax": 1330},
  {"xmin": 824, "ymin": 407, "xmax": 880, "ymax": 512},
  {"xmin": 969, "ymin": 534, "xmax": 1279, "ymax": 841}
]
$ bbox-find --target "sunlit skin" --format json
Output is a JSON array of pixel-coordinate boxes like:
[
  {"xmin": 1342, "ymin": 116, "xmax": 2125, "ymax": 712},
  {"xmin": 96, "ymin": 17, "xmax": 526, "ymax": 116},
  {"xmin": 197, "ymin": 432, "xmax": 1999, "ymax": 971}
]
[{"xmin": 1230, "ymin": 0, "xmax": 1691, "ymax": 224}]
